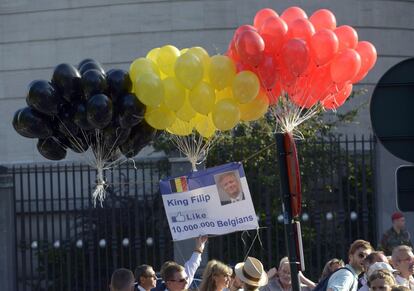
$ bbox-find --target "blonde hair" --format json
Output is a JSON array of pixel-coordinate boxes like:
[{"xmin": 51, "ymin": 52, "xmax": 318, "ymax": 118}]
[
  {"xmin": 279, "ymin": 257, "xmax": 289, "ymax": 269},
  {"xmin": 349, "ymin": 239, "xmax": 374, "ymax": 256},
  {"xmin": 367, "ymin": 269, "xmax": 396, "ymax": 288},
  {"xmin": 200, "ymin": 260, "xmax": 232, "ymax": 291},
  {"xmin": 319, "ymin": 258, "xmax": 345, "ymax": 281}
]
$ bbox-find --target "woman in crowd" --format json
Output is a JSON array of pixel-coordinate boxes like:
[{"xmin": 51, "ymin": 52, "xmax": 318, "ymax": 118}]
[
  {"xmin": 367, "ymin": 269, "xmax": 396, "ymax": 291},
  {"xmin": 260, "ymin": 257, "xmax": 315, "ymax": 291},
  {"xmin": 200, "ymin": 260, "xmax": 233, "ymax": 291},
  {"xmin": 319, "ymin": 258, "xmax": 345, "ymax": 282}
]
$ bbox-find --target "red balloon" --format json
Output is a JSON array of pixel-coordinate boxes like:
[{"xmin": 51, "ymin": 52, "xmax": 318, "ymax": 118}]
[
  {"xmin": 310, "ymin": 29, "xmax": 339, "ymax": 66},
  {"xmin": 309, "ymin": 9, "xmax": 337, "ymax": 31},
  {"xmin": 351, "ymin": 41, "xmax": 377, "ymax": 83},
  {"xmin": 309, "ymin": 65, "xmax": 334, "ymax": 101},
  {"xmin": 281, "ymin": 38, "xmax": 310, "ymax": 77},
  {"xmin": 330, "ymin": 49, "xmax": 361, "ymax": 83},
  {"xmin": 334, "ymin": 25, "xmax": 358, "ymax": 51},
  {"xmin": 254, "ymin": 8, "xmax": 279, "ymax": 30},
  {"xmin": 226, "ymin": 40, "xmax": 240, "ymax": 62},
  {"xmin": 288, "ymin": 18, "xmax": 315, "ymax": 44},
  {"xmin": 236, "ymin": 30, "xmax": 265, "ymax": 67},
  {"xmin": 260, "ymin": 17, "xmax": 288, "ymax": 54},
  {"xmin": 322, "ymin": 83, "xmax": 353, "ymax": 109},
  {"xmin": 281, "ymin": 6, "xmax": 308, "ymax": 25},
  {"xmin": 268, "ymin": 82, "xmax": 282, "ymax": 105},
  {"xmin": 255, "ymin": 54, "xmax": 278, "ymax": 89}
]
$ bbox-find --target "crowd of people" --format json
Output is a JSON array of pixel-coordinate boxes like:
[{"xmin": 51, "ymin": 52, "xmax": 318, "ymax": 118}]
[{"xmin": 108, "ymin": 212, "xmax": 413, "ymax": 291}]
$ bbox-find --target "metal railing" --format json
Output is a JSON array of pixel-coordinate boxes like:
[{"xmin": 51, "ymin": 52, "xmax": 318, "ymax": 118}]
[{"xmin": 10, "ymin": 136, "xmax": 377, "ymax": 290}]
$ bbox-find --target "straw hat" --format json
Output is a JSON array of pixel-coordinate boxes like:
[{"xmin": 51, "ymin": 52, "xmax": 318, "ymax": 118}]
[{"xmin": 235, "ymin": 257, "xmax": 268, "ymax": 287}]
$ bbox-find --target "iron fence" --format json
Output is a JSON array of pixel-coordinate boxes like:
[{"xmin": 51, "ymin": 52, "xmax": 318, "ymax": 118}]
[
  {"xmin": 207, "ymin": 135, "xmax": 377, "ymax": 280},
  {"xmin": 12, "ymin": 159, "xmax": 171, "ymax": 291},
  {"xmin": 10, "ymin": 136, "xmax": 377, "ymax": 290}
]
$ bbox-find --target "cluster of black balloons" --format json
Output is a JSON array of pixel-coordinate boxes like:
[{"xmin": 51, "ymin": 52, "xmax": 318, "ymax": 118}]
[{"xmin": 12, "ymin": 59, "xmax": 155, "ymax": 161}]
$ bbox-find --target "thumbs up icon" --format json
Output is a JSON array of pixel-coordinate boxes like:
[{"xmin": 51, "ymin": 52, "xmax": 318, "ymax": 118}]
[{"xmin": 172, "ymin": 212, "xmax": 186, "ymax": 223}]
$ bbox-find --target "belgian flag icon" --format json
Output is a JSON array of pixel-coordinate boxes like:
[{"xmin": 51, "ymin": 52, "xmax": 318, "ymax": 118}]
[{"xmin": 170, "ymin": 176, "xmax": 188, "ymax": 193}]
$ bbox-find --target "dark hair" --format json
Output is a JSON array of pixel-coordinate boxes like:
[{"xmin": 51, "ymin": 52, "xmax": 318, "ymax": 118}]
[
  {"xmin": 348, "ymin": 239, "xmax": 373, "ymax": 256},
  {"xmin": 110, "ymin": 268, "xmax": 134, "ymax": 291},
  {"xmin": 163, "ymin": 263, "xmax": 185, "ymax": 282},
  {"xmin": 134, "ymin": 264, "xmax": 153, "ymax": 285},
  {"xmin": 244, "ymin": 283, "xmax": 259, "ymax": 291},
  {"xmin": 364, "ymin": 251, "xmax": 386, "ymax": 265}
]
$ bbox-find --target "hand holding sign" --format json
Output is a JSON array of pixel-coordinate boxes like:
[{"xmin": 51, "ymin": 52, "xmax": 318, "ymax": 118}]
[{"xmin": 160, "ymin": 162, "xmax": 258, "ymax": 241}]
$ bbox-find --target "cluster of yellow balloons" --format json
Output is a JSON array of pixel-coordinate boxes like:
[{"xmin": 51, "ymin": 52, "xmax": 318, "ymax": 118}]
[{"xmin": 129, "ymin": 45, "xmax": 269, "ymax": 138}]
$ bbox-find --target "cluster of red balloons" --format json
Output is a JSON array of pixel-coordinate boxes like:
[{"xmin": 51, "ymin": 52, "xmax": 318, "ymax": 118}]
[{"xmin": 227, "ymin": 7, "xmax": 377, "ymax": 110}]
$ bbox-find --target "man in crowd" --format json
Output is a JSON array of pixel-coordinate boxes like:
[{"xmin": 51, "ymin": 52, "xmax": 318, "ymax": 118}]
[
  {"xmin": 135, "ymin": 264, "xmax": 157, "ymax": 291},
  {"xmin": 152, "ymin": 235, "xmax": 207, "ymax": 291},
  {"xmin": 391, "ymin": 245, "xmax": 414, "ymax": 290},
  {"xmin": 163, "ymin": 263, "xmax": 189, "ymax": 291},
  {"xmin": 327, "ymin": 239, "xmax": 374, "ymax": 291},
  {"xmin": 110, "ymin": 268, "xmax": 136, "ymax": 291},
  {"xmin": 379, "ymin": 212, "xmax": 413, "ymax": 256},
  {"xmin": 217, "ymin": 171, "xmax": 245, "ymax": 205}
]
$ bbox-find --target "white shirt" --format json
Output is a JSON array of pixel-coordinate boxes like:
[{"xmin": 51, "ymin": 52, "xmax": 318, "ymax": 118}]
[
  {"xmin": 138, "ymin": 285, "xmax": 147, "ymax": 291},
  {"xmin": 184, "ymin": 252, "xmax": 202, "ymax": 287},
  {"xmin": 395, "ymin": 275, "xmax": 414, "ymax": 291}
]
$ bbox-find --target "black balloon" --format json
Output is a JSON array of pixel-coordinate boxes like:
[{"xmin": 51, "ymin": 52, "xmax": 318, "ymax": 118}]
[
  {"xmin": 78, "ymin": 58, "xmax": 97, "ymax": 70},
  {"xmin": 52, "ymin": 63, "xmax": 82, "ymax": 102},
  {"xmin": 72, "ymin": 102, "xmax": 94, "ymax": 130},
  {"xmin": 118, "ymin": 93, "xmax": 145, "ymax": 128},
  {"xmin": 81, "ymin": 69, "xmax": 107, "ymax": 98},
  {"xmin": 37, "ymin": 137, "xmax": 67, "ymax": 160},
  {"xmin": 103, "ymin": 125, "xmax": 131, "ymax": 148},
  {"xmin": 56, "ymin": 105, "xmax": 80, "ymax": 137},
  {"xmin": 12, "ymin": 107, "xmax": 54, "ymax": 138},
  {"xmin": 66, "ymin": 135, "xmax": 89, "ymax": 153},
  {"xmin": 26, "ymin": 80, "xmax": 61, "ymax": 116},
  {"xmin": 79, "ymin": 61, "xmax": 105, "ymax": 76},
  {"xmin": 120, "ymin": 121, "xmax": 155, "ymax": 158},
  {"xmin": 106, "ymin": 69, "xmax": 132, "ymax": 101},
  {"xmin": 87, "ymin": 94, "xmax": 113, "ymax": 129}
]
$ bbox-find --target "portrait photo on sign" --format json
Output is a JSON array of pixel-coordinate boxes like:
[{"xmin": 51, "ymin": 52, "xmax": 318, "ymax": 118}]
[{"xmin": 214, "ymin": 170, "xmax": 245, "ymax": 206}]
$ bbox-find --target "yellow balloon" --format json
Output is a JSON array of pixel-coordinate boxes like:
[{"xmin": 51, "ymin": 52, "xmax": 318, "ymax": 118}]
[
  {"xmin": 163, "ymin": 77, "xmax": 186, "ymax": 111},
  {"xmin": 157, "ymin": 45, "xmax": 180, "ymax": 76},
  {"xmin": 189, "ymin": 82, "xmax": 215, "ymax": 115},
  {"xmin": 232, "ymin": 71, "xmax": 260, "ymax": 103},
  {"xmin": 212, "ymin": 98, "xmax": 240, "ymax": 131},
  {"xmin": 180, "ymin": 48, "xmax": 189, "ymax": 55},
  {"xmin": 145, "ymin": 104, "xmax": 176, "ymax": 130},
  {"xmin": 146, "ymin": 47, "xmax": 160, "ymax": 63},
  {"xmin": 176, "ymin": 96, "xmax": 196, "ymax": 121},
  {"xmin": 129, "ymin": 57, "xmax": 159, "ymax": 82},
  {"xmin": 174, "ymin": 52, "xmax": 204, "ymax": 89},
  {"xmin": 239, "ymin": 90, "xmax": 269, "ymax": 121},
  {"xmin": 216, "ymin": 87, "xmax": 234, "ymax": 102},
  {"xmin": 188, "ymin": 47, "xmax": 210, "ymax": 79},
  {"xmin": 193, "ymin": 114, "xmax": 216, "ymax": 138},
  {"xmin": 209, "ymin": 55, "xmax": 236, "ymax": 90},
  {"xmin": 167, "ymin": 118, "xmax": 193, "ymax": 136},
  {"xmin": 136, "ymin": 73, "xmax": 165, "ymax": 107}
]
